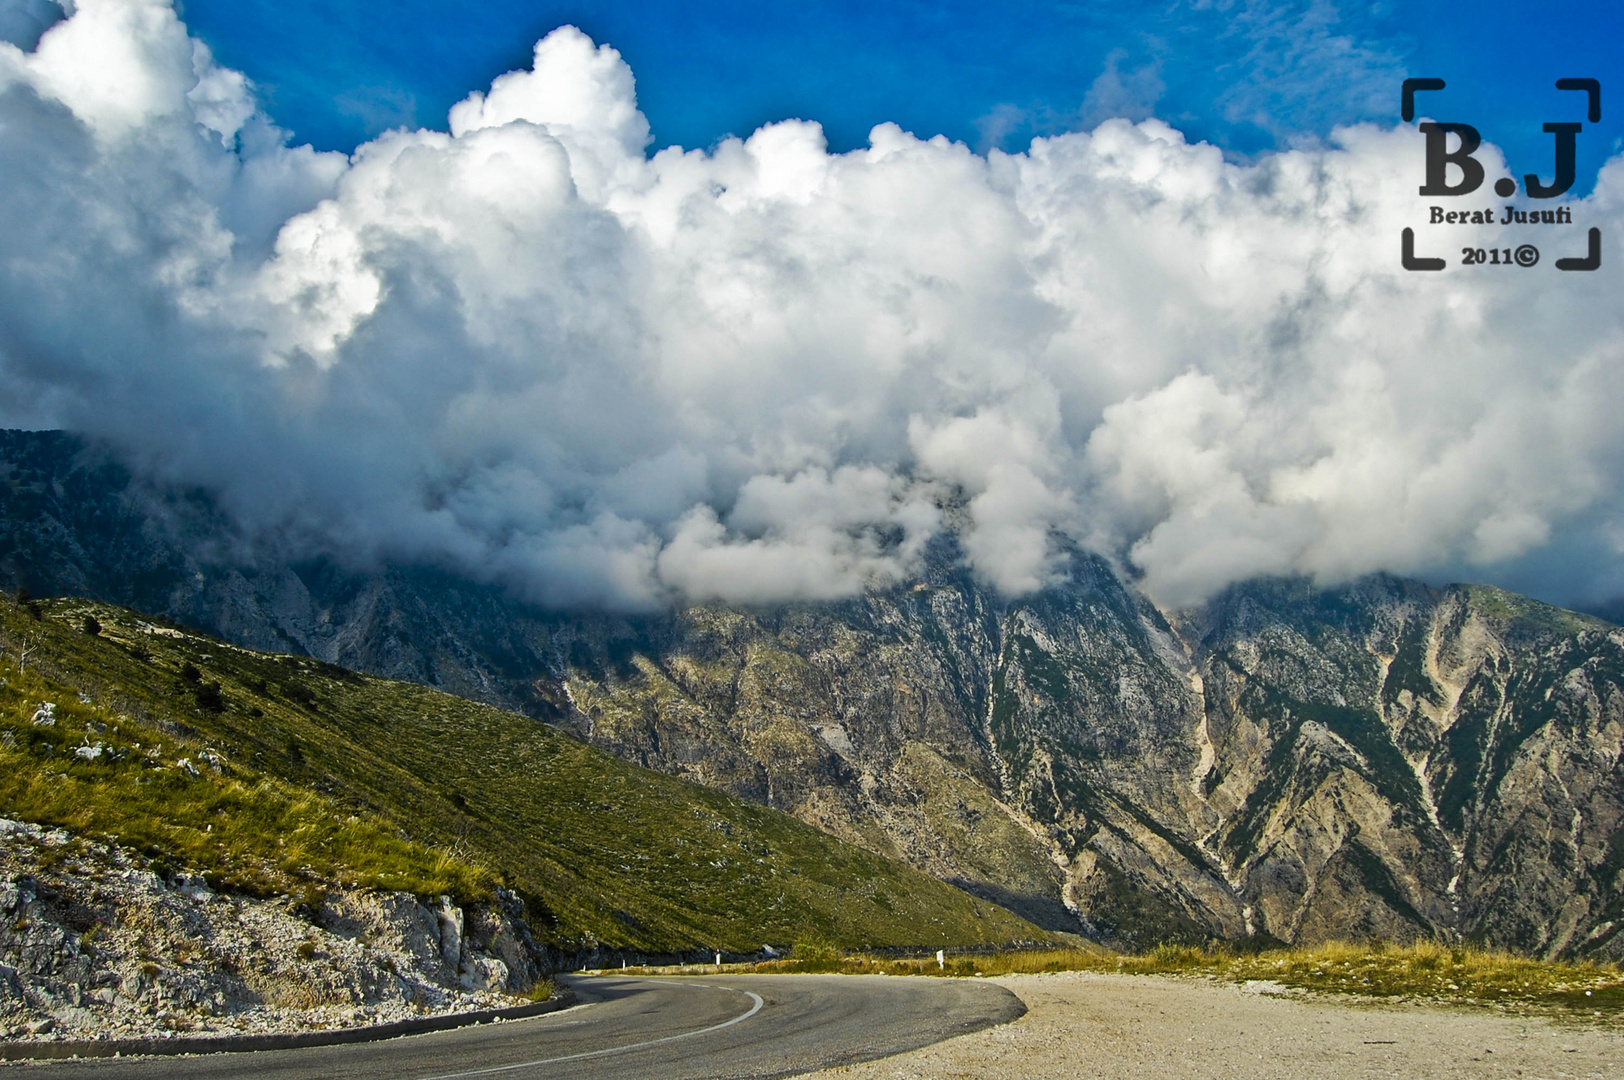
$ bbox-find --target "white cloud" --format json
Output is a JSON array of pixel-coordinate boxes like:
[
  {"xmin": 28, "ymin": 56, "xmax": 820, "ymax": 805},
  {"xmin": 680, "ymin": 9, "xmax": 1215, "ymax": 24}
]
[
  {"xmin": 3, "ymin": 1, "xmax": 1624, "ymax": 612},
  {"xmin": 26, "ymin": 0, "xmax": 197, "ymax": 136},
  {"xmin": 657, "ymin": 464, "xmax": 938, "ymax": 605},
  {"xmin": 448, "ymin": 26, "xmax": 650, "ymax": 202}
]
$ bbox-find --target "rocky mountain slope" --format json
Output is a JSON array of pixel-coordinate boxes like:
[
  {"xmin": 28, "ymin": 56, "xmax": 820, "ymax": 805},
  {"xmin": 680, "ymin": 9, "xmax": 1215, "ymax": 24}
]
[
  {"xmin": 0, "ymin": 819, "xmax": 537, "ymax": 1044},
  {"xmin": 4, "ymin": 430, "xmax": 1622, "ymax": 959},
  {"xmin": 0, "ymin": 591, "xmax": 1039, "ymax": 957}
]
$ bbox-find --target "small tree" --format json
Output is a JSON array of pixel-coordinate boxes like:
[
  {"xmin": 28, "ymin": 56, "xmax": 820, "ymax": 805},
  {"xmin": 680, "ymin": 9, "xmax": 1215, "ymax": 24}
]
[
  {"xmin": 16, "ymin": 630, "xmax": 42, "ymax": 672},
  {"xmin": 82, "ymin": 615, "xmax": 102, "ymax": 636}
]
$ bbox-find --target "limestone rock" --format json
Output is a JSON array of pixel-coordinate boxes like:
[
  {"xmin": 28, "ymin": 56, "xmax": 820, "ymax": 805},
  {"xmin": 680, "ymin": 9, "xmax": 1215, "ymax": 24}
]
[{"xmin": 0, "ymin": 819, "xmax": 546, "ymax": 1045}]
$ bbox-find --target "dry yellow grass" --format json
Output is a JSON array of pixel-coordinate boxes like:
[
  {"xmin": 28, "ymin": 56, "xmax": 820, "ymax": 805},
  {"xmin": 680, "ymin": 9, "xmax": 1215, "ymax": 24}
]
[{"xmin": 634, "ymin": 940, "xmax": 1623, "ymax": 1016}]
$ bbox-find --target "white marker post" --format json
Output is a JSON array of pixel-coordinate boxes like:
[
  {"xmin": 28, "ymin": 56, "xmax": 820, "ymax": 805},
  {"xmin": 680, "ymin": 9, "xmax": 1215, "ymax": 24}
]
[
  {"xmin": 715, "ymin": 951, "xmax": 722, "ymax": 969},
  {"xmin": 936, "ymin": 950, "xmax": 945, "ymax": 969}
]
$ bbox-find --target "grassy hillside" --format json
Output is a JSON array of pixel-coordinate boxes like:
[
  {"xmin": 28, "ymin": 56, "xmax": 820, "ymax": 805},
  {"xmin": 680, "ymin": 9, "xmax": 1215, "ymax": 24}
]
[{"xmin": 0, "ymin": 594, "xmax": 1047, "ymax": 954}]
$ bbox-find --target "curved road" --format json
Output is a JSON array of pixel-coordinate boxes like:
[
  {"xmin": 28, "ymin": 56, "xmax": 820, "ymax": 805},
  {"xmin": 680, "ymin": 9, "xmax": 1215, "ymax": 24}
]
[{"xmin": 20, "ymin": 975, "xmax": 1026, "ymax": 1079}]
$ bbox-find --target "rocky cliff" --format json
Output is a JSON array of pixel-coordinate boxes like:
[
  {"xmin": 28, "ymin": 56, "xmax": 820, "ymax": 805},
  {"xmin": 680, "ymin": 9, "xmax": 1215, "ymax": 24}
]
[
  {"xmin": 0, "ymin": 819, "xmax": 541, "ymax": 1044},
  {"xmin": 4, "ymin": 430, "xmax": 1622, "ymax": 959}
]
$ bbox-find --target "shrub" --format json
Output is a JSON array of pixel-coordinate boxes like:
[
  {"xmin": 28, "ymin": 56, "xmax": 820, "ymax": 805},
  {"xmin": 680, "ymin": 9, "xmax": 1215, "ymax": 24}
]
[
  {"xmin": 786, "ymin": 938, "xmax": 844, "ymax": 972},
  {"xmin": 195, "ymin": 682, "xmax": 225, "ymax": 714}
]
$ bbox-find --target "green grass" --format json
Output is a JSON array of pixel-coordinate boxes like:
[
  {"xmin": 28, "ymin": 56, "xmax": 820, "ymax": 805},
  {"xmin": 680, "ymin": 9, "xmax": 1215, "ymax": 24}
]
[
  {"xmin": 0, "ymin": 596, "xmax": 1050, "ymax": 954},
  {"xmin": 0, "ymin": 638, "xmax": 488, "ymax": 900},
  {"xmin": 1462, "ymin": 585, "xmax": 1608, "ymax": 637},
  {"xmin": 694, "ymin": 940, "xmax": 1623, "ymax": 1017}
]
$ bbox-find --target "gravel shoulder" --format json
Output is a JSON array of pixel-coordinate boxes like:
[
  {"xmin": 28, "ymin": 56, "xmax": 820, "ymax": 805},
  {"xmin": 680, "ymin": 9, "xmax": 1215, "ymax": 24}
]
[{"xmin": 803, "ymin": 971, "xmax": 1624, "ymax": 1080}]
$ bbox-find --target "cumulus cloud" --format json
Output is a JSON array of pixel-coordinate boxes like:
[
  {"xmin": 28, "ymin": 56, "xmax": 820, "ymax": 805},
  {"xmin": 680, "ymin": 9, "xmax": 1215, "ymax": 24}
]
[
  {"xmin": 2, "ymin": 1, "xmax": 1623, "ymax": 612},
  {"xmin": 658, "ymin": 465, "xmax": 938, "ymax": 603}
]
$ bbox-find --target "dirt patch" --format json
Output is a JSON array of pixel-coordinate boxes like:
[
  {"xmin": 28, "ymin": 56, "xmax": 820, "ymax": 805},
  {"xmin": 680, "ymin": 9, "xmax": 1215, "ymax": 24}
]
[{"xmin": 806, "ymin": 971, "xmax": 1623, "ymax": 1079}]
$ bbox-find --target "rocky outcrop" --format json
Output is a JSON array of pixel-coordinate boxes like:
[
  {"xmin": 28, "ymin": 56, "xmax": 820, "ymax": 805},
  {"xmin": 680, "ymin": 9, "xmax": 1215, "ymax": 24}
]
[
  {"xmin": 0, "ymin": 818, "xmax": 545, "ymax": 1045},
  {"xmin": 4, "ymin": 430, "xmax": 1624, "ymax": 959},
  {"xmin": 1182, "ymin": 579, "xmax": 1624, "ymax": 959}
]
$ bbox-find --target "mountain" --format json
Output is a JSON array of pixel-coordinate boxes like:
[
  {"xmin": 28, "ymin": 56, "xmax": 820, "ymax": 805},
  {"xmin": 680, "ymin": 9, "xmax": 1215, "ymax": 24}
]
[
  {"xmin": 4, "ymin": 429, "xmax": 1623, "ymax": 959},
  {"xmin": 0, "ymin": 591, "xmax": 1043, "ymax": 956}
]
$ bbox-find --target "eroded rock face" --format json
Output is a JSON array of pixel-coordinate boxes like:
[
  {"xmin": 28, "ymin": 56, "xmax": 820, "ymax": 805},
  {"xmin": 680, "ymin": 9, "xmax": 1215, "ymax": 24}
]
[
  {"xmin": 1185, "ymin": 580, "xmax": 1624, "ymax": 959},
  {"xmin": 0, "ymin": 820, "xmax": 543, "ymax": 1044},
  {"xmin": 4, "ymin": 430, "xmax": 1624, "ymax": 958},
  {"xmin": 537, "ymin": 563, "xmax": 1624, "ymax": 961}
]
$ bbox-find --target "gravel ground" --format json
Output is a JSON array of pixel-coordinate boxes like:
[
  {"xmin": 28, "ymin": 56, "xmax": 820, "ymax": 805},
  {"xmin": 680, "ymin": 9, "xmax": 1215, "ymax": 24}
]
[{"xmin": 804, "ymin": 971, "xmax": 1624, "ymax": 1079}]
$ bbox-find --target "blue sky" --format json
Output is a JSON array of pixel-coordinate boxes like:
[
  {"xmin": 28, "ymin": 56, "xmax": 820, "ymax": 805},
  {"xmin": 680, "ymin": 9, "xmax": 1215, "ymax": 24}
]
[{"xmin": 173, "ymin": 0, "xmax": 1624, "ymax": 189}]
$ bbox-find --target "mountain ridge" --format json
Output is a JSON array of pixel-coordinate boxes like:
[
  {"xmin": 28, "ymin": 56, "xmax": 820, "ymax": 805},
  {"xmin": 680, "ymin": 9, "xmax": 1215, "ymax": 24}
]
[{"xmin": 4, "ymin": 429, "xmax": 1622, "ymax": 959}]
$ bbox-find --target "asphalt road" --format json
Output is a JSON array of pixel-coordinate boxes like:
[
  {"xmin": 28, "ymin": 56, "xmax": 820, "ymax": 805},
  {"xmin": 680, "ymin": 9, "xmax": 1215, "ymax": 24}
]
[{"xmin": 15, "ymin": 974, "xmax": 1026, "ymax": 1079}]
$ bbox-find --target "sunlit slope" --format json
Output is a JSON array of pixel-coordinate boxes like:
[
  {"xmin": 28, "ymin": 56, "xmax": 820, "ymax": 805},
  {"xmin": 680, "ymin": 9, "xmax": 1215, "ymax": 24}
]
[{"xmin": 0, "ymin": 595, "xmax": 1047, "ymax": 953}]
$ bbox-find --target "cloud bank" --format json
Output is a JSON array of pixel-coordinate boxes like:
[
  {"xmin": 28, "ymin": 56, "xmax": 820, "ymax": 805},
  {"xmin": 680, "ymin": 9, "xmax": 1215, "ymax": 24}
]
[{"xmin": 2, "ymin": 0, "xmax": 1623, "ymax": 612}]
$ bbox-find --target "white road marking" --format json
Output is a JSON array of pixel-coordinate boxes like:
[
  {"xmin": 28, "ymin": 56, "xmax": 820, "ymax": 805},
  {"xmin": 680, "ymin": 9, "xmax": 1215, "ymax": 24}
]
[{"xmin": 417, "ymin": 985, "xmax": 765, "ymax": 1079}]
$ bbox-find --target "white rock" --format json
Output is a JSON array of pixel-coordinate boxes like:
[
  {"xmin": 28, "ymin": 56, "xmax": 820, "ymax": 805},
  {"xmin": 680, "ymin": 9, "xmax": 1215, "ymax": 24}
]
[
  {"xmin": 436, "ymin": 896, "xmax": 464, "ymax": 970},
  {"xmin": 0, "ymin": 829, "xmax": 541, "ymax": 1044}
]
